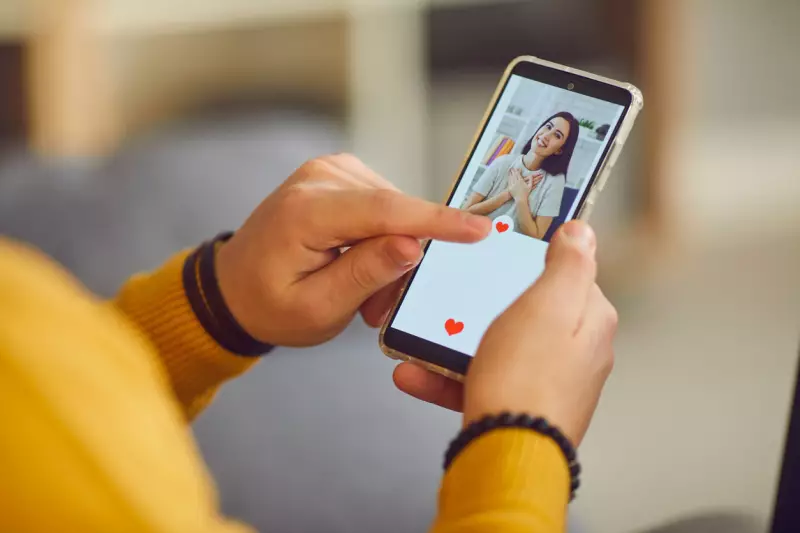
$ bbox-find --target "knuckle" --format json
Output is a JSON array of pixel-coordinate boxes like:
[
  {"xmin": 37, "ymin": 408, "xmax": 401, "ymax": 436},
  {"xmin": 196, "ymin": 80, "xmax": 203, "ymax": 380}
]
[
  {"xmin": 370, "ymin": 189, "xmax": 399, "ymax": 230},
  {"xmin": 282, "ymin": 183, "xmax": 313, "ymax": 209},
  {"xmin": 570, "ymin": 246, "xmax": 594, "ymax": 272},
  {"xmin": 591, "ymin": 285, "xmax": 618, "ymax": 333},
  {"xmin": 555, "ymin": 233, "xmax": 592, "ymax": 268},
  {"xmin": 301, "ymin": 157, "xmax": 333, "ymax": 177},
  {"xmin": 348, "ymin": 253, "xmax": 378, "ymax": 291},
  {"xmin": 435, "ymin": 205, "xmax": 455, "ymax": 226},
  {"xmin": 604, "ymin": 300, "xmax": 619, "ymax": 332},
  {"xmin": 604, "ymin": 348, "xmax": 616, "ymax": 375},
  {"xmin": 331, "ymin": 152, "xmax": 362, "ymax": 166},
  {"xmin": 372, "ymin": 187, "xmax": 397, "ymax": 208}
]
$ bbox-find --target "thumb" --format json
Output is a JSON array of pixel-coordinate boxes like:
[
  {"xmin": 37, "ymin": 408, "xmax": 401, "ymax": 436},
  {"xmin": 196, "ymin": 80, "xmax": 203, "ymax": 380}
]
[
  {"xmin": 531, "ymin": 221, "xmax": 597, "ymax": 327},
  {"xmin": 306, "ymin": 235, "xmax": 422, "ymax": 315}
]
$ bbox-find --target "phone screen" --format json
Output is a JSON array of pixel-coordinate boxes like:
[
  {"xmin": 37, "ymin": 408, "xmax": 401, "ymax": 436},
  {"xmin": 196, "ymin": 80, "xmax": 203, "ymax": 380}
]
[{"xmin": 384, "ymin": 65, "xmax": 632, "ymax": 373}]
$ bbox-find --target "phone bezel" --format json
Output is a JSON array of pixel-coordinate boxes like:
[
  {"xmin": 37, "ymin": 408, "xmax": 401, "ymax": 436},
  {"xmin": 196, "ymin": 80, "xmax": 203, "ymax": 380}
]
[{"xmin": 379, "ymin": 56, "xmax": 642, "ymax": 379}]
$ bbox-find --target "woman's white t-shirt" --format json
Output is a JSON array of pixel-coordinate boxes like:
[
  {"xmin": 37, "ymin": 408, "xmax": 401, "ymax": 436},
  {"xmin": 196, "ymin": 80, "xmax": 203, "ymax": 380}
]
[{"xmin": 470, "ymin": 154, "xmax": 566, "ymax": 232}]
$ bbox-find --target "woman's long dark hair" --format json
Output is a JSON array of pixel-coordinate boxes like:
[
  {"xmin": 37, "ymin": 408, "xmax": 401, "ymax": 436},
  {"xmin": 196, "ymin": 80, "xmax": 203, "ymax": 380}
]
[{"xmin": 521, "ymin": 111, "xmax": 580, "ymax": 177}]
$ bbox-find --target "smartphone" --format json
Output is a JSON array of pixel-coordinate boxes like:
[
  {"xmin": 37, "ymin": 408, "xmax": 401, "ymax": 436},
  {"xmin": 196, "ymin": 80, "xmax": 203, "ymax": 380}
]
[{"xmin": 379, "ymin": 56, "xmax": 643, "ymax": 380}]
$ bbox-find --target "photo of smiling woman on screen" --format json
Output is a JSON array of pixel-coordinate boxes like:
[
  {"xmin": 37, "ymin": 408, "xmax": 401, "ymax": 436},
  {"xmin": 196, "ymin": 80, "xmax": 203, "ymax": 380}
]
[{"xmin": 463, "ymin": 111, "xmax": 579, "ymax": 240}]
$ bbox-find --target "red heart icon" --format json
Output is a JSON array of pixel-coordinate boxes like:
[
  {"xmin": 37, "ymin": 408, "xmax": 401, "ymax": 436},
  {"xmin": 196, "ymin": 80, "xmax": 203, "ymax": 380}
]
[
  {"xmin": 445, "ymin": 318, "xmax": 465, "ymax": 336},
  {"xmin": 496, "ymin": 221, "xmax": 509, "ymax": 233}
]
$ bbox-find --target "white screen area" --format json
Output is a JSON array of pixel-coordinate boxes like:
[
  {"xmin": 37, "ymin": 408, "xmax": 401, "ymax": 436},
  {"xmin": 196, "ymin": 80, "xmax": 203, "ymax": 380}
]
[{"xmin": 391, "ymin": 75, "xmax": 625, "ymax": 356}]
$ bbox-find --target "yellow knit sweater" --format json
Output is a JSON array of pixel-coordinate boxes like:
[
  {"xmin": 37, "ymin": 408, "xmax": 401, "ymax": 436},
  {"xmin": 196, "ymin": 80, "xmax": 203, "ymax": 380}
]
[{"xmin": 0, "ymin": 238, "xmax": 569, "ymax": 532}]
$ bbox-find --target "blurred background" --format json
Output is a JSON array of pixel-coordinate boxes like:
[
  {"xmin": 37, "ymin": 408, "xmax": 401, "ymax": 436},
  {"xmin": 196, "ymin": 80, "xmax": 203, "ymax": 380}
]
[{"xmin": 1, "ymin": 1, "xmax": 799, "ymax": 532}]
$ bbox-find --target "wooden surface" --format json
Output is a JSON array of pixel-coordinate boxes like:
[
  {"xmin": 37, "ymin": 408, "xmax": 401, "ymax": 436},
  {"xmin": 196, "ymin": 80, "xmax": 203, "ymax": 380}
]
[
  {"xmin": 27, "ymin": 0, "xmax": 118, "ymax": 157},
  {"xmin": 638, "ymin": 0, "xmax": 682, "ymax": 245}
]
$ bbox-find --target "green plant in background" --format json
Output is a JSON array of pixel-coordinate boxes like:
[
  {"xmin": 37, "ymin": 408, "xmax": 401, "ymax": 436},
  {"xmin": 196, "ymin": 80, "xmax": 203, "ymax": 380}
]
[{"xmin": 578, "ymin": 118, "xmax": 596, "ymax": 130}]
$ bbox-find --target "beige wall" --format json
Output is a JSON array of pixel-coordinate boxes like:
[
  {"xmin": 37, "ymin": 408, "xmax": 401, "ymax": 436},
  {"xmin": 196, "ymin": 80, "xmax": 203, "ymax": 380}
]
[{"xmin": 667, "ymin": 0, "xmax": 800, "ymax": 245}]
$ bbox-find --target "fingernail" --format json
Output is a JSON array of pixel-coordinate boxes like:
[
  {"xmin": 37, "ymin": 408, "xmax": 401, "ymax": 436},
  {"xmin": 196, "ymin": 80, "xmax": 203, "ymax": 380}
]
[
  {"xmin": 389, "ymin": 242, "xmax": 423, "ymax": 270},
  {"xmin": 561, "ymin": 222, "xmax": 595, "ymax": 253}
]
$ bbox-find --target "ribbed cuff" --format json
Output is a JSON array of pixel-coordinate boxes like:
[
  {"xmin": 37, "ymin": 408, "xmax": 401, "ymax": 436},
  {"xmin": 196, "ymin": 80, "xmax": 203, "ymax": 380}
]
[
  {"xmin": 115, "ymin": 251, "xmax": 261, "ymax": 419},
  {"xmin": 436, "ymin": 429, "xmax": 570, "ymax": 531}
]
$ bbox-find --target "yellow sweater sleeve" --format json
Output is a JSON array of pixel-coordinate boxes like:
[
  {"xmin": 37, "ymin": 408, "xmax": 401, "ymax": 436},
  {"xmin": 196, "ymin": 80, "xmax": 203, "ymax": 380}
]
[
  {"xmin": 430, "ymin": 429, "xmax": 570, "ymax": 533},
  {"xmin": 0, "ymin": 240, "xmax": 251, "ymax": 533},
  {"xmin": 114, "ymin": 250, "xmax": 259, "ymax": 420}
]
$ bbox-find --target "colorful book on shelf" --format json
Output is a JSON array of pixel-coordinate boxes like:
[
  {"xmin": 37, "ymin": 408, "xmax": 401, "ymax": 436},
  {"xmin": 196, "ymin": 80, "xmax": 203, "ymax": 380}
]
[
  {"xmin": 483, "ymin": 136, "xmax": 504, "ymax": 165},
  {"xmin": 498, "ymin": 138, "xmax": 515, "ymax": 157},
  {"xmin": 484, "ymin": 136, "xmax": 516, "ymax": 166}
]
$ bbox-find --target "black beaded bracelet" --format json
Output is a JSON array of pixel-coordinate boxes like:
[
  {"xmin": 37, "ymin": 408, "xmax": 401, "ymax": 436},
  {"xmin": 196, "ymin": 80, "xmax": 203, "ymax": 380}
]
[
  {"xmin": 183, "ymin": 232, "xmax": 275, "ymax": 357},
  {"xmin": 444, "ymin": 412, "xmax": 581, "ymax": 501}
]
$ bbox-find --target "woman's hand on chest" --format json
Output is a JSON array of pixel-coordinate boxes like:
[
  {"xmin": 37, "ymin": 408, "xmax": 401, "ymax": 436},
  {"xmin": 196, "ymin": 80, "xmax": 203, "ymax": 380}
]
[{"xmin": 508, "ymin": 168, "xmax": 544, "ymax": 203}]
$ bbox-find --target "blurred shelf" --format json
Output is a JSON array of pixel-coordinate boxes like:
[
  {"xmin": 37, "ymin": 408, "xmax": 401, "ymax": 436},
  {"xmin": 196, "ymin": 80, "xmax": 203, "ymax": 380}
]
[{"xmin": 578, "ymin": 135, "xmax": 605, "ymax": 145}]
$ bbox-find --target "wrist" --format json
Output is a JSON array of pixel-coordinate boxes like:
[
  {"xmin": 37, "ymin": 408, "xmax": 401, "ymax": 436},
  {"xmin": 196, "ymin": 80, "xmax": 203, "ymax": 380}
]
[
  {"xmin": 464, "ymin": 396, "xmax": 579, "ymax": 446},
  {"xmin": 445, "ymin": 412, "xmax": 581, "ymax": 501},
  {"xmin": 184, "ymin": 234, "xmax": 275, "ymax": 356},
  {"xmin": 214, "ymin": 239, "xmax": 247, "ymax": 326},
  {"xmin": 215, "ymin": 238, "xmax": 269, "ymax": 342}
]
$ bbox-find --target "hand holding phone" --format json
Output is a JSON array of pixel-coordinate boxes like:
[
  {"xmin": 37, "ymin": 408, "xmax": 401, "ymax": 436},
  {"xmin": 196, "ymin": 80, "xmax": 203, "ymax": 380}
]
[
  {"xmin": 215, "ymin": 154, "xmax": 490, "ymax": 348},
  {"xmin": 394, "ymin": 221, "xmax": 616, "ymax": 446},
  {"xmin": 465, "ymin": 221, "xmax": 616, "ymax": 446},
  {"xmin": 381, "ymin": 56, "xmax": 641, "ymax": 379}
]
